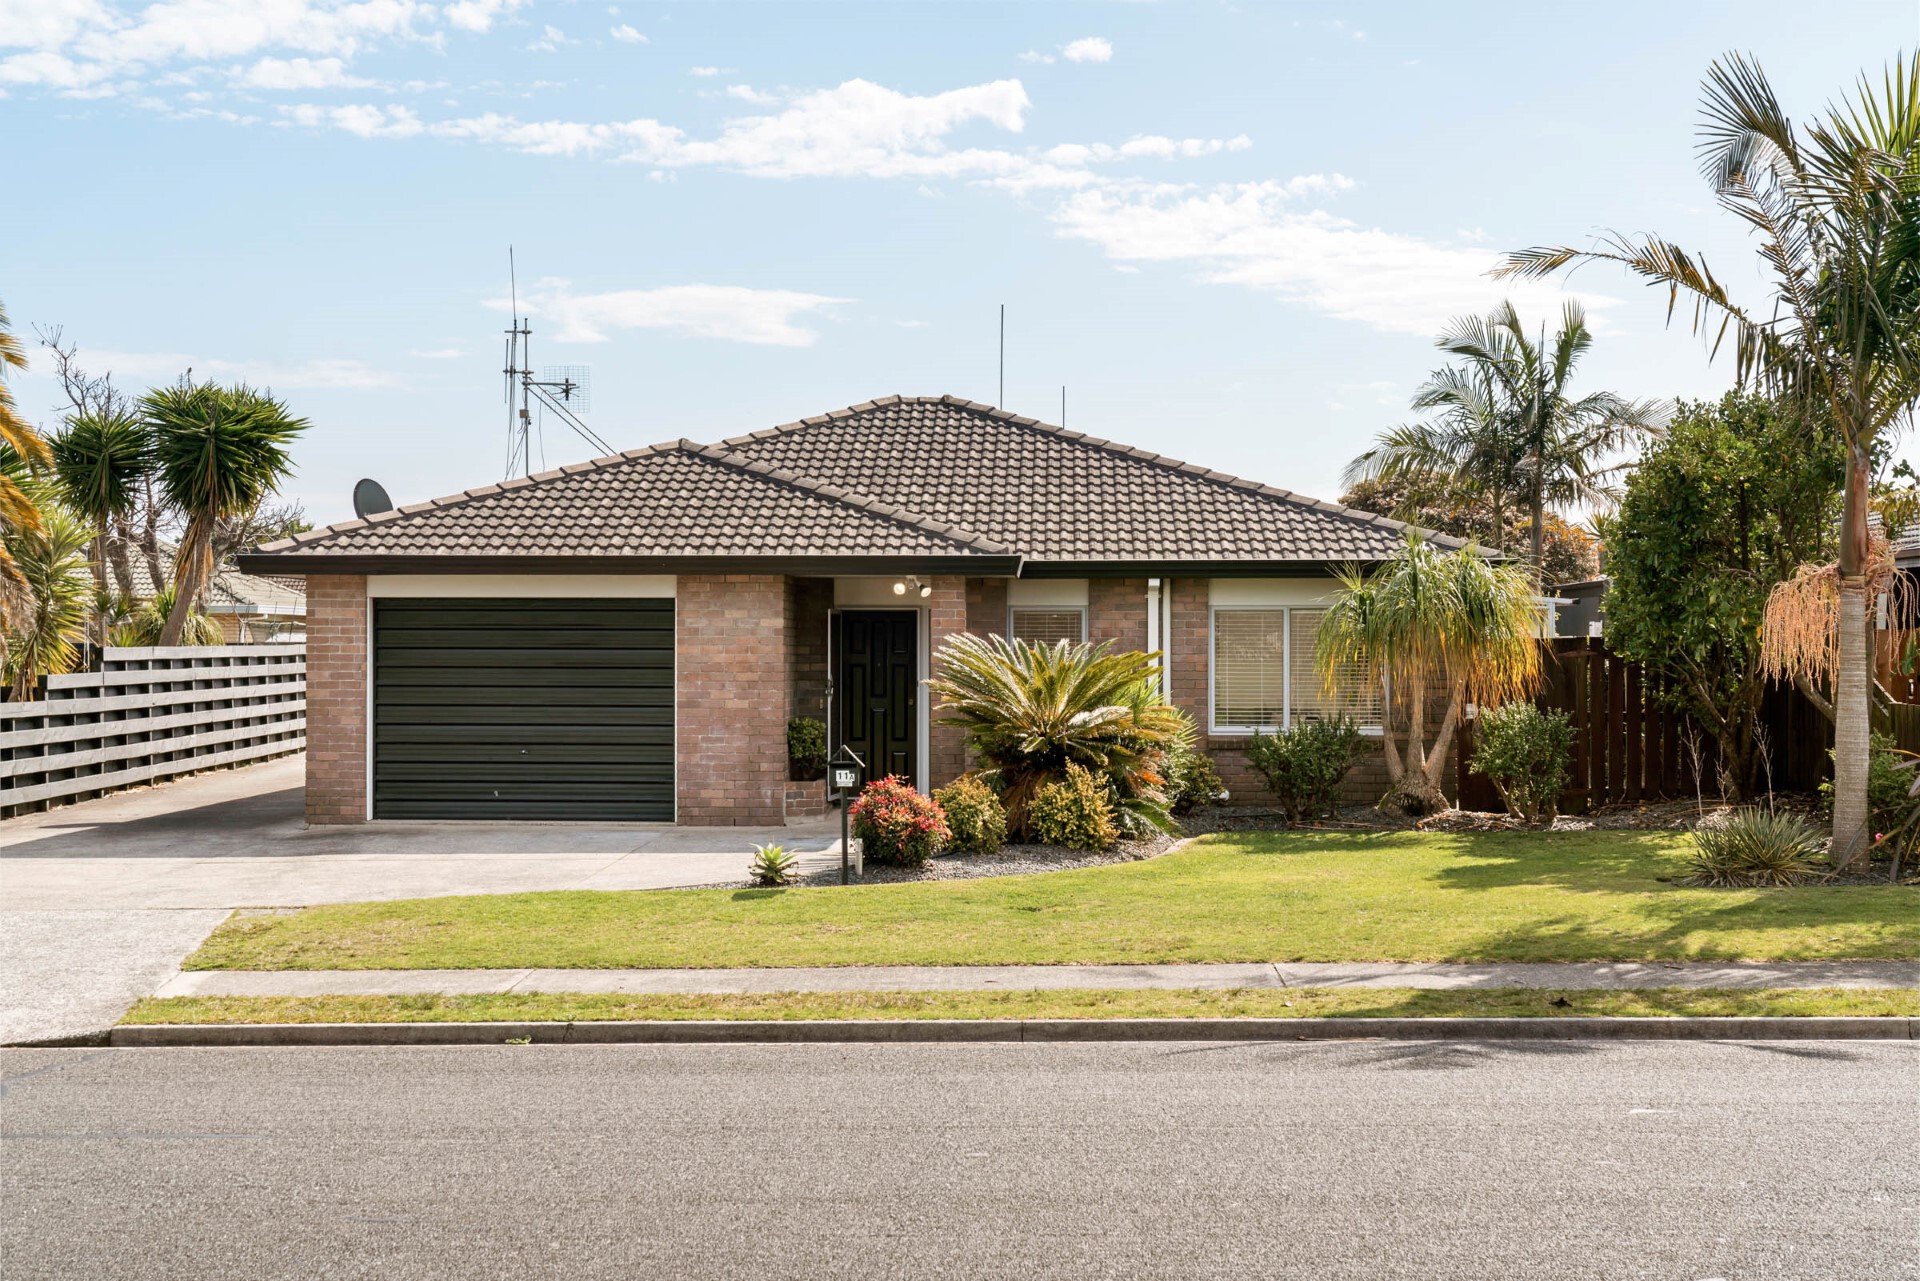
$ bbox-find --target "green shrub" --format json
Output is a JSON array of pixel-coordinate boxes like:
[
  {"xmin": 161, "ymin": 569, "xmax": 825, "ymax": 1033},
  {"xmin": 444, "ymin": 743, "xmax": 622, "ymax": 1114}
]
[
  {"xmin": 1164, "ymin": 717, "xmax": 1225, "ymax": 816},
  {"xmin": 1684, "ymin": 809, "xmax": 1827, "ymax": 887},
  {"xmin": 1028, "ymin": 762, "xmax": 1118, "ymax": 850},
  {"xmin": 1245, "ymin": 717, "xmax": 1366, "ymax": 822},
  {"xmin": 849, "ymin": 775, "xmax": 951, "ymax": 867},
  {"xmin": 747, "ymin": 843, "xmax": 797, "ymax": 887},
  {"xmin": 934, "ymin": 775, "xmax": 1007, "ymax": 854},
  {"xmin": 785, "ymin": 717, "xmax": 827, "ymax": 778},
  {"xmin": 1469, "ymin": 703, "xmax": 1573, "ymax": 824}
]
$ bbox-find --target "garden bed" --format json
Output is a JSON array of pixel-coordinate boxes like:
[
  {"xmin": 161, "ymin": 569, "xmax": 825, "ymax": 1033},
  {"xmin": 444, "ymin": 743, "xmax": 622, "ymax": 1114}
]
[{"xmin": 793, "ymin": 831, "xmax": 1180, "ymax": 887}]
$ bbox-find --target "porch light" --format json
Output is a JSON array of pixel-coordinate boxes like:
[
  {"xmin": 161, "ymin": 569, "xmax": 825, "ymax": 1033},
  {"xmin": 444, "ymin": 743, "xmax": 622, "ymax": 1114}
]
[{"xmin": 893, "ymin": 576, "xmax": 934, "ymax": 599}]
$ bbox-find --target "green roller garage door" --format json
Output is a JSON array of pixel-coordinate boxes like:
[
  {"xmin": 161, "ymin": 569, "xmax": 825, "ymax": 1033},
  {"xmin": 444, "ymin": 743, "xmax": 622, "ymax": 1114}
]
[{"xmin": 373, "ymin": 597, "xmax": 674, "ymax": 821}]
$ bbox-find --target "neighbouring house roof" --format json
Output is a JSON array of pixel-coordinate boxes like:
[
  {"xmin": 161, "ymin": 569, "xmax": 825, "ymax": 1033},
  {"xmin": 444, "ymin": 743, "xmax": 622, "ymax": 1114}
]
[
  {"xmin": 238, "ymin": 395, "xmax": 1460, "ymax": 576},
  {"xmin": 239, "ymin": 439, "xmax": 1021, "ymax": 575},
  {"xmin": 122, "ymin": 553, "xmax": 306, "ymax": 616}
]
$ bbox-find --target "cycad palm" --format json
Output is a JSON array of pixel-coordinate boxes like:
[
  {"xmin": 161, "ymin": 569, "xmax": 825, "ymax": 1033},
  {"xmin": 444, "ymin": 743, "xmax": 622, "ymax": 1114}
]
[
  {"xmin": 141, "ymin": 381, "xmax": 305, "ymax": 646},
  {"xmin": 928, "ymin": 634, "xmax": 1181, "ymax": 837},
  {"xmin": 1317, "ymin": 535, "xmax": 1543, "ymax": 814},
  {"xmin": 1499, "ymin": 52, "xmax": 1920, "ymax": 865}
]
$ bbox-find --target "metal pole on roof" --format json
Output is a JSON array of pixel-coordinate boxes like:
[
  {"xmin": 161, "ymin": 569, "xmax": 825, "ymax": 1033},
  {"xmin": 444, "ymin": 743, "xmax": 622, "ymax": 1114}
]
[
  {"xmin": 998, "ymin": 304, "xmax": 1005, "ymax": 407},
  {"xmin": 1061, "ymin": 385, "xmax": 1066, "ymax": 428}
]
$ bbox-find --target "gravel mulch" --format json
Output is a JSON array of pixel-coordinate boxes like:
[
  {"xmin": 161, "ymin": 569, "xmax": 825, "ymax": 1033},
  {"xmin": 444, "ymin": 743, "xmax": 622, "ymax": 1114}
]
[{"xmin": 792, "ymin": 830, "xmax": 1181, "ymax": 887}]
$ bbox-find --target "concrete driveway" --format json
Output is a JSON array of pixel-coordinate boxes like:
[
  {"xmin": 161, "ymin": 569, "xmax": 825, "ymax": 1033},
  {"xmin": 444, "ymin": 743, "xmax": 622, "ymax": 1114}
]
[{"xmin": 0, "ymin": 755, "xmax": 843, "ymax": 1044}]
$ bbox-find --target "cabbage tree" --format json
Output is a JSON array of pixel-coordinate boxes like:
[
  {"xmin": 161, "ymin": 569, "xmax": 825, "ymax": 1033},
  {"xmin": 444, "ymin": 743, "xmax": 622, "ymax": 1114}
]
[{"xmin": 1317, "ymin": 535, "xmax": 1543, "ymax": 815}]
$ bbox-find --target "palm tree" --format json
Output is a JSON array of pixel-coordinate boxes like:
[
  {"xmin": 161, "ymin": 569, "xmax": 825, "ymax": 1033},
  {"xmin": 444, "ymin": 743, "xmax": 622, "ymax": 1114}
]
[
  {"xmin": 0, "ymin": 301, "xmax": 54, "ymax": 669},
  {"xmin": 928, "ymin": 634, "xmax": 1184, "ymax": 838},
  {"xmin": 1498, "ymin": 53, "xmax": 1920, "ymax": 866},
  {"xmin": 1348, "ymin": 302, "xmax": 1666, "ymax": 582},
  {"xmin": 50, "ymin": 410, "xmax": 152, "ymax": 632},
  {"xmin": 141, "ymin": 381, "xmax": 305, "ymax": 646},
  {"xmin": 108, "ymin": 585, "xmax": 223, "ymax": 648},
  {"xmin": 3, "ymin": 501, "xmax": 92, "ymax": 699},
  {"xmin": 1316, "ymin": 535, "xmax": 1543, "ymax": 815}
]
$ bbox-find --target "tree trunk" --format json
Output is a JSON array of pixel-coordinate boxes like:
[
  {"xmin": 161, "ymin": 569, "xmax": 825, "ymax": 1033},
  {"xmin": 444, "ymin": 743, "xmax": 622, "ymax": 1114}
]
[
  {"xmin": 160, "ymin": 516, "xmax": 214, "ymax": 647},
  {"xmin": 87, "ymin": 529, "xmax": 108, "ymax": 646},
  {"xmin": 1830, "ymin": 443, "xmax": 1873, "ymax": 867},
  {"xmin": 106, "ymin": 518, "xmax": 137, "ymax": 602}
]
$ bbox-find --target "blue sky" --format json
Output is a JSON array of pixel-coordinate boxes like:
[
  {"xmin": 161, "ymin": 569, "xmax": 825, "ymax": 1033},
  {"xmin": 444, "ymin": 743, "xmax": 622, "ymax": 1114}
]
[{"xmin": 6, "ymin": 1, "xmax": 1916, "ymax": 525}]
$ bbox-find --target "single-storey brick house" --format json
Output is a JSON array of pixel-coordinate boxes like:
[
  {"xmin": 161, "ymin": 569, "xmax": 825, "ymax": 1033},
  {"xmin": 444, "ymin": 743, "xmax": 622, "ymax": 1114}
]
[{"xmin": 238, "ymin": 396, "xmax": 1462, "ymax": 825}]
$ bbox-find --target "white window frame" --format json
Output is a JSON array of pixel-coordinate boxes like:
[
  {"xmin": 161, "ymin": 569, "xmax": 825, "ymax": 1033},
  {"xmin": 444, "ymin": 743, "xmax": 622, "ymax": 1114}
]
[
  {"xmin": 1208, "ymin": 604, "xmax": 1383, "ymax": 736},
  {"xmin": 1007, "ymin": 605, "xmax": 1087, "ymax": 645}
]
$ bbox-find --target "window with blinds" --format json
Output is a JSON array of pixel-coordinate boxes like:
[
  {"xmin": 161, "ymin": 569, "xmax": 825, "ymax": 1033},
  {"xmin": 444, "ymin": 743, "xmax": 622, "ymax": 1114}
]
[
  {"xmin": 1288, "ymin": 608, "xmax": 1383, "ymax": 729},
  {"xmin": 1212, "ymin": 607, "xmax": 1383, "ymax": 732},
  {"xmin": 1010, "ymin": 609, "xmax": 1085, "ymax": 646},
  {"xmin": 1211, "ymin": 609, "xmax": 1288, "ymax": 730}
]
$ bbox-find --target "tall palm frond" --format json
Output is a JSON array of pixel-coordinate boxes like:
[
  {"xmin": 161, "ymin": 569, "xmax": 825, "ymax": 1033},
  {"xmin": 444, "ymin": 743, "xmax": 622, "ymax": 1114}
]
[
  {"xmin": 3, "ymin": 502, "xmax": 93, "ymax": 698},
  {"xmin": 0, "ymin": 301, "xmax": 53, "ymax": 648},
  {"xmin": 1498, "ymin": 51, "xmax": 1920, "ymax": 865}
]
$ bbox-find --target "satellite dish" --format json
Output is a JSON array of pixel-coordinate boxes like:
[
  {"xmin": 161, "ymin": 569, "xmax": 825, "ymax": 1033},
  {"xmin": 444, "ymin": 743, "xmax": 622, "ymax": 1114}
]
[{"xmin": 352, "ymin": 478, "xmax": 394, "ymax": 521}]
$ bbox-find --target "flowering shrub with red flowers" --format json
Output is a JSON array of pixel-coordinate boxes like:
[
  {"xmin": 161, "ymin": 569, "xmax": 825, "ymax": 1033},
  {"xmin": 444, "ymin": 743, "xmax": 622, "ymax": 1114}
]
[{"xmin": 848, "ymin": 775, "xmax": 951, "ymax": 867}]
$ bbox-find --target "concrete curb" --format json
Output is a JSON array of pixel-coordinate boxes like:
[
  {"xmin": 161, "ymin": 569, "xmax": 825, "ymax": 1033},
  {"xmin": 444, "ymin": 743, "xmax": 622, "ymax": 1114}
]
[{"xmin": 106, "ymin": 1015, "xmax": 1920, "ymax": 1047}]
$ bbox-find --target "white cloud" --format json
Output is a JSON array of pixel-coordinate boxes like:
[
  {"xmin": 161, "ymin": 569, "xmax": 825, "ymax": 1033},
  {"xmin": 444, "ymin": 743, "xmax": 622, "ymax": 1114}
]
[
  {"xmin": 609, "ymin": 24, "xmax": 646, "ymax": 43},
  {"xmin": 1017, "ymin": 50, "xmax": 1054, "ymax": 65},
  {"xmin": 443, "ymin": 0, "xmax": 527, "ymax": 34},
  {"xmin": 282, "ymin": 101, "xmax": 422, "ymax": 138},
  {"xmin": 1050, "ymin": 180, "xmax": 1611, "ymax": 335},
  {"xmin": 74, "ymin": 348, "xmax": 400, "ymax": 389},
  {"xmin": 0, "ymin": 50, "xmax": 113, "ymax": 89},
  {"xmin": 687, "ymin": 65, "xmax": 728, "ymax": 77},
  {"xmin": 1061, "ymin": 37, "xmax": 1112, "ymax": 63},
  {"xmin": 527, "ymin": 24, "xmax": 572, "ymax": 53},
  {"xmin": 723, "ymin": 83, "xmax": 777, "ymax": 106},
  {"xmin": 495, "ymin": 278, "xmax": 852, "ymax": 346},
  {"xmin": 237, "ymin": 56, "xmax": 370, "ymax": 90}
]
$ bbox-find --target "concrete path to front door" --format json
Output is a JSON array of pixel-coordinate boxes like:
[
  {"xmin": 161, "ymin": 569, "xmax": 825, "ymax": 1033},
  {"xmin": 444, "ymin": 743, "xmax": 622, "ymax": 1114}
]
[{"xmin": 0, "ymin": 755, "xmax": 843, "ymax": 1044}]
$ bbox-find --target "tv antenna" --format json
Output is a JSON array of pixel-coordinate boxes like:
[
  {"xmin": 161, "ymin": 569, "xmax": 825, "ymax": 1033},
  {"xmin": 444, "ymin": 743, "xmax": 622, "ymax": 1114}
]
[{"xmin": 503, "ymin": 247, "xmax": 613, "ymax": 477}]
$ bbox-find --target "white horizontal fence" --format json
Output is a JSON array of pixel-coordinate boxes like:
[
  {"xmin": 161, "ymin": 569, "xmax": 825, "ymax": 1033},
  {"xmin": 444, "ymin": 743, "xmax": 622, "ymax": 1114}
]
[{"xmin": 1, "ymin": 645, "xmax": 306, "ymax": 817}]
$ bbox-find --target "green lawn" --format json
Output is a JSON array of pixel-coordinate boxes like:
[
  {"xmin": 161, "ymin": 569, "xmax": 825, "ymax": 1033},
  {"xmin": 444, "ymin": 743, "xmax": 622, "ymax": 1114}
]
[
  {"xmin": 122, "ymin": 987, "xmax": 1920, "ymax": 1025},
  {"xmin": 184, "ymin": 831, "xmax": 1920, "ymax": 971}
]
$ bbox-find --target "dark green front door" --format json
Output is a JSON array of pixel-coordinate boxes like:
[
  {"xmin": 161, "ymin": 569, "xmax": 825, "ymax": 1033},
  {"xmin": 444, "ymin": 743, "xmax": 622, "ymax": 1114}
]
[
  {"xmin": 372, "ymin": 597, "xmax": 674, "ymax": 821},
  {"xmin": 834, "ymin": 609, "xmax": 919, "ymax": 786}
]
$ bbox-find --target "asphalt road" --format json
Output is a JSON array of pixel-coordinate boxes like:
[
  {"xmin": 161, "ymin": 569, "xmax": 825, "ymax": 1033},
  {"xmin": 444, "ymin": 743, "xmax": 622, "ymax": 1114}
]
[{"xmin": 3, "ymin": 1041, "xmax": 1915, "ymax": 1280}]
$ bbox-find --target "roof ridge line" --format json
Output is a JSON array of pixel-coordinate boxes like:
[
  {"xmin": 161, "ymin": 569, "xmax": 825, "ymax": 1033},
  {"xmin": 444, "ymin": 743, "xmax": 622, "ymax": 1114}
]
[
  {"xmin": 692, "ymin": 444, "xmax": 1017, "ymax": 557},
  {"xmin": 713, "ymin": 394, "xmax": 1465, "ymax": 551},
  {"xmin": 248, "ymin": 439, "xmax": 709, "ymax": 553}
]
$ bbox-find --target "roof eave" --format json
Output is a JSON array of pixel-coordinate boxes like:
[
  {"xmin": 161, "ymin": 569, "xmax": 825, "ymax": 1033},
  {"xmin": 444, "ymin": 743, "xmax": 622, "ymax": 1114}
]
[{"xmin": 234, "ymin": 552, "xmax": 1026, "ymax": 578}]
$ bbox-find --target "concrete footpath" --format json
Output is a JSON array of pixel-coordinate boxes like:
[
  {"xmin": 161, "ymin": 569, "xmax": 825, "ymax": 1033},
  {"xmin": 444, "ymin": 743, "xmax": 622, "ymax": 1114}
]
[{"xmin": 154, "ymin": 959, "xmax": 1920, "ymax": 999}]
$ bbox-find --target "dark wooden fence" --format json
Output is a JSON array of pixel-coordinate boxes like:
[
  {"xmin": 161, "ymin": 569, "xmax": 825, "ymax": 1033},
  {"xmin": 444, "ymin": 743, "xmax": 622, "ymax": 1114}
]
[{"xmin": 1451, "ymin": 639, "xmax": 1894, "ymax": 814}]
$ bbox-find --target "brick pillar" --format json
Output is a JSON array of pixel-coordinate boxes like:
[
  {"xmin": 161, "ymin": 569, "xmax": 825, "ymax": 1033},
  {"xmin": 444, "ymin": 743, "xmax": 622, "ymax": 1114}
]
[
  {"xmin": 677, "ymin": 574, "xmax": 789, "ymax": 824},
  {"xmin": 1168, "ymin": 577, "xmax": 1210, "ymax": 730},
  {"xmin": 786, "ymin": 577, "xmax": 832, "ymax": 722},
  {"xmin": 304, "ymin": 574, "xmax": 368, "ymax": 824},
  {"xmin": 965, "ymin": 576, "xmax": 1010, "ymax": 640},
  {"xmin": 927, "ymin": 575, "xmax": 970, "ymax": 788},
  {"xmin": 1088, "ymin": 577, "xmax": 1149, "ymax": 652}
]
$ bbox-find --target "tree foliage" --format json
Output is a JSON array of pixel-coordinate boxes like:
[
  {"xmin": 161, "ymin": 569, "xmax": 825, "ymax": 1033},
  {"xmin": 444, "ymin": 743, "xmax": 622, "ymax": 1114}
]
[
  {"xmin": 1340, "ymin": 475, "xmax": 1601, "ymax": 585},
  {"xmin": 1600, "ymin": 393, "xmax": 1841, "ymax": 798}
]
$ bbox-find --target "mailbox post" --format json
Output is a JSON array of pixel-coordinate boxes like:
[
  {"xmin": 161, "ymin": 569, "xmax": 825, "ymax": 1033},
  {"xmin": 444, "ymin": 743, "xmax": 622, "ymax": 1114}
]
[{"xmin": 828, "ymin": 745, "xmax": 865, "ymax": 886}]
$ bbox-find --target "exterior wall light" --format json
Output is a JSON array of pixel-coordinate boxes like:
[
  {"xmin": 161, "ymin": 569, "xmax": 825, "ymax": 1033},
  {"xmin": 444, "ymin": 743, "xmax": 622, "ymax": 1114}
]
[{"xmin": 892, "ymin": 576, "xmax": 934, "ymax": 599}]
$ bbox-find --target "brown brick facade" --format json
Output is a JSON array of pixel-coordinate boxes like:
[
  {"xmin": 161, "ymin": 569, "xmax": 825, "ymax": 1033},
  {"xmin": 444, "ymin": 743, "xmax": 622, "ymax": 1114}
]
[
  {"xmin": 677, "ymin": 574, "xmax": 789, "ymax": 824},
  {"xmin": 927, "ymin": 575, "xmax": 970, "ymax": 788},
  {"xmin": 965, "ymin": 576, "xmax": 1009, "ymax": 640},
  {"xmin": 787, "ymin": 577, "xmax": 832, "ymax": 722},
  {"xmin": 304, "ymin": 574, "xmax": 368, "ymax": 824},
  {"xmin": 1087, "ymin": 577, "xmax": 1149, "ymax": 653}
]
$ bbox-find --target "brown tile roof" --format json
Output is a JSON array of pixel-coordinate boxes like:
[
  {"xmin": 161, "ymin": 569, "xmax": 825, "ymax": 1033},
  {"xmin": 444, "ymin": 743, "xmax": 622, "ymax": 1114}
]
[
  {"xmin": 720, "ymin": 395, "xmax": 1461, "ymax": 565},
  {"xmin": 245, "ymin": 440, "xmax": 1015, "ymax": 565}
]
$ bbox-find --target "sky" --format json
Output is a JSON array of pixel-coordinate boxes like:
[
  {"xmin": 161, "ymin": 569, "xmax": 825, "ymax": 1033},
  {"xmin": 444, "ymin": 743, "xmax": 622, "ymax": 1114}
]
[{"xmin": 6, "ymin": 0, "xmax": 1918, "ymax": 526}]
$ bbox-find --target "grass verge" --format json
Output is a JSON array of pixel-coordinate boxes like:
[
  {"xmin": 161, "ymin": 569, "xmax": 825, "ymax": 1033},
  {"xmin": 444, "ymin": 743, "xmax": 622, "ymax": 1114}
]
[
  {"xmin": 120, "ymin": 987, "xmax": 1920, "ymax": 1026},
  {"xmin": 184, "ymin": 831, "xmax": 1920, "ymax": 971}
]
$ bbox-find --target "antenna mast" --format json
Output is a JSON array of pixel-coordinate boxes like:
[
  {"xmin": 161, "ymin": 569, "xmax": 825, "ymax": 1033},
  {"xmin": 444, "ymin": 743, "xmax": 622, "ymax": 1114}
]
[
  {"xmin": 502, "ymin": 248, "xmax": 613, "ymax": 478},
  {"xmin": 998, "ymin": 304, "xmax": 1005, "ymax": 408}
]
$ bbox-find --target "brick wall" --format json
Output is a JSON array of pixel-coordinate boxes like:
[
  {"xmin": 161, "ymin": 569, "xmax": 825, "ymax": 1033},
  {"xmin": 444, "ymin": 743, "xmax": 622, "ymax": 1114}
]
[
  {"xmin": 927, "ymin": 575, "xmax": 970, "ymax": 788},
  {"xmin": 787, "ymin": 577, "xmax": 832, "ymax": 722},
  {"xmin": 677, "ymin": 574, "xmax": 789, "ymax": 824},
  {"xmin": 1087, "ymin": 577, "xmax": 1149, "ymax": 652},
  {"xmin": 965, "ymin": 576, "xmax": 1010, "ymax": 640},
  {"xmin": 304, "ymin": 574, "xmax": 368, "ymax": 824}
]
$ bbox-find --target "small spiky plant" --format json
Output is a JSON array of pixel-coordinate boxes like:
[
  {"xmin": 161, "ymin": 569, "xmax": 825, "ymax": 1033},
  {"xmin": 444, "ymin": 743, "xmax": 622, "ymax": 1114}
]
[{"xmin": 1684, "ymin": 809, "xmax": 1828, "ymax": 887}]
